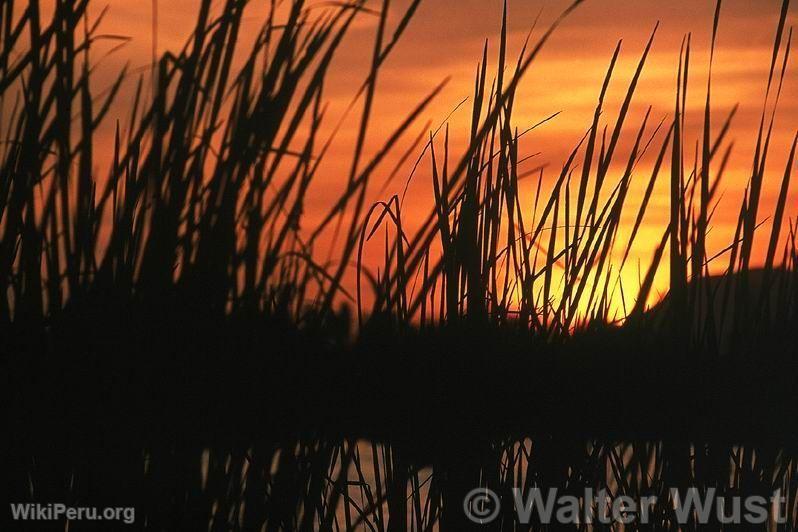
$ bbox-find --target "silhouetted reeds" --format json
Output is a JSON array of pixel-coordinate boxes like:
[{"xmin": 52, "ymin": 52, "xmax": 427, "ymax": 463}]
[{"xmin": 2, "ymin": 0, "xmax": 798, "ymax": 529}]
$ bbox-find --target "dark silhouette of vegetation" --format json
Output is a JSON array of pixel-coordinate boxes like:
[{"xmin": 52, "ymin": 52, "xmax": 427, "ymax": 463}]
[{"xmin": 1, "ymin": 0, "xmax": 797, "ymax": 529}]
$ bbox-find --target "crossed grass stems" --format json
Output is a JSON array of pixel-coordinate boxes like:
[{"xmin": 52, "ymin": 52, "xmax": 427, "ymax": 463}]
[{"xmin": 2, "ymin": 0, "xmax": 798, "ymax": 529}]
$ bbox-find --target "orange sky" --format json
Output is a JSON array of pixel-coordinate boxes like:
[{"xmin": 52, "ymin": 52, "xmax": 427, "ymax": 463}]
[{"xmin": 31, "ymin": 0, "xmax": 798, "ymax": 314}]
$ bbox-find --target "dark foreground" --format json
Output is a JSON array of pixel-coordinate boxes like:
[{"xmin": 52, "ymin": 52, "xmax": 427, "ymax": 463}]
[{"xmin": 4, "ymin": 289, "xmax": 798, "ymax": 530}]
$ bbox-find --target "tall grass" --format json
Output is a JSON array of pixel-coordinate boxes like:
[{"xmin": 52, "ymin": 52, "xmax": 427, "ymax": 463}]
[{"xmin": 2, "ymin": 0, "xmax": 798, "ymax": 529}]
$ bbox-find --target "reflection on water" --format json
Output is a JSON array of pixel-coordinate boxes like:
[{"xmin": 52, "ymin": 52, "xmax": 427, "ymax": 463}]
[{"xmin": 193, "ymin": 438, "xmax": 796, "ymax": 530}]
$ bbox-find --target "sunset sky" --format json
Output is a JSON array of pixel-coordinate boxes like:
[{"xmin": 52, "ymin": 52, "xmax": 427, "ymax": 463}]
[{"xmin": 33, "ymin": 0, "xmax": 798, "ymax": 311}]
